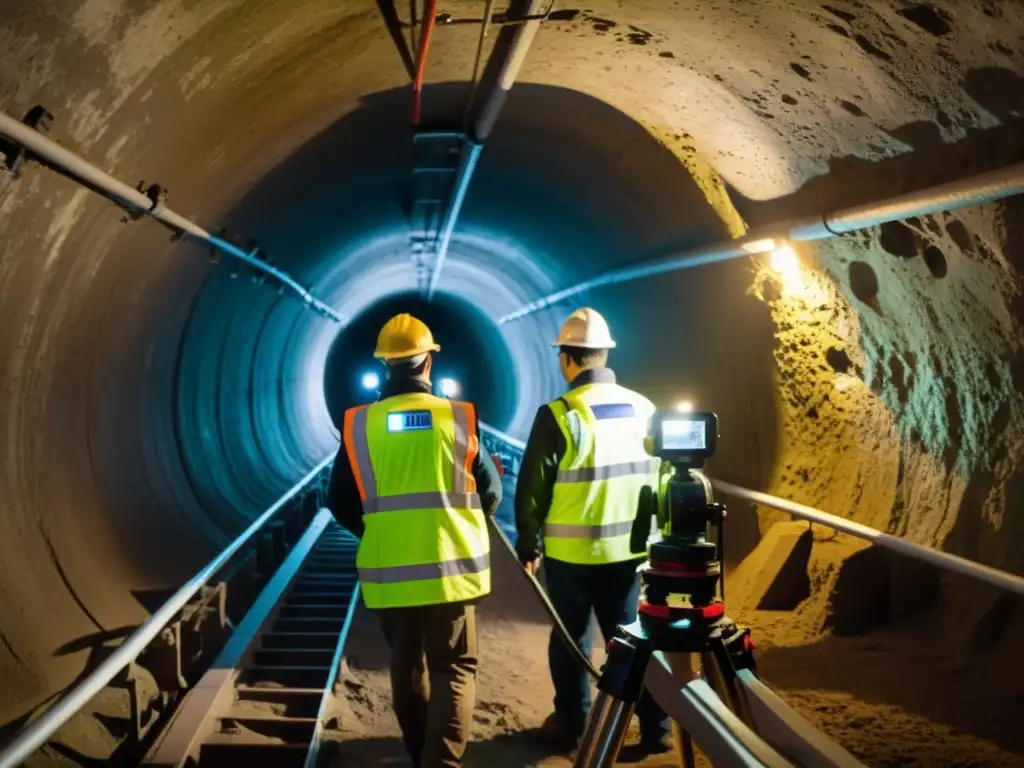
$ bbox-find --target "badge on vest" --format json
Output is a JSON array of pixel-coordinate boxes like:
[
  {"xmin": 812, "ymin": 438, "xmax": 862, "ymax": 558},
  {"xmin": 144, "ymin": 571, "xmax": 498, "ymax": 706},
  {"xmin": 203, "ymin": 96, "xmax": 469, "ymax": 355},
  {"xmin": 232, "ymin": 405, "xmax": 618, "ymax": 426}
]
[{"xmin": 387, "ymin": 411, "xmax": 433, "ymax": 432}]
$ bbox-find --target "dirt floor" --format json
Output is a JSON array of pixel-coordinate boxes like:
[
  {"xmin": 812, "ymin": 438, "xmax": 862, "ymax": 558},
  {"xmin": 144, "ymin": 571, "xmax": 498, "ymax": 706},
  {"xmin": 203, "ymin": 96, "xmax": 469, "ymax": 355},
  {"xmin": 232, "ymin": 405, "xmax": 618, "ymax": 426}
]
[{"xmin": 324, "ymin": 548, "xmax": 1024, "ymax": 768}]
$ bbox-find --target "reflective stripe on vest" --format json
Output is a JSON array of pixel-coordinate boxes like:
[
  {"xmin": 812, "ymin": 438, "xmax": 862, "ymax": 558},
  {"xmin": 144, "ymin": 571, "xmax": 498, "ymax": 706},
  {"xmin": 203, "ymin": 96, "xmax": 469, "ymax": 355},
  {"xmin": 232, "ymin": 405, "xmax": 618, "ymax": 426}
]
[
  {"xmin": 359, "ymin": 553, "xmax": 492, "ymax": 584},
  {"xmin": 544, "ymin": 382, "xmax": 658, "ymax": 565},
  {"xmin": 344, "ymin": 393, "xmax": 490, "ymax": 608},
  {"xmin": 557, "ymin": 459, "xmax": 659, "ymax": 484},
  {"xmin": 544, "ymin": 520, "xmax": 635, "ymax": 539}
]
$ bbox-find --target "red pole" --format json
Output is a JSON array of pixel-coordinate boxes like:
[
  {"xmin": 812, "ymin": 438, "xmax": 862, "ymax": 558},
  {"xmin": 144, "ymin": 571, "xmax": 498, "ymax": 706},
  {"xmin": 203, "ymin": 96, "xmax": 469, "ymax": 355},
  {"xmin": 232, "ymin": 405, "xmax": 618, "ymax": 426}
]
[{"xmin": 411, "ymin": 0, "xmax": 438, "ymax": 126}]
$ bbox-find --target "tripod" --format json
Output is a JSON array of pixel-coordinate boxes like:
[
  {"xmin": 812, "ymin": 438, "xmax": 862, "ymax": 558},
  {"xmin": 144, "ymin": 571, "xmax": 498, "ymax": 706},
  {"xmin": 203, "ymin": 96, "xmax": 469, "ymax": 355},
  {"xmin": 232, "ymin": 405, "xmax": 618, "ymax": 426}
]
[{"xmin": 572, "ymin": 469, "xmax": 757, "ymax": 768}]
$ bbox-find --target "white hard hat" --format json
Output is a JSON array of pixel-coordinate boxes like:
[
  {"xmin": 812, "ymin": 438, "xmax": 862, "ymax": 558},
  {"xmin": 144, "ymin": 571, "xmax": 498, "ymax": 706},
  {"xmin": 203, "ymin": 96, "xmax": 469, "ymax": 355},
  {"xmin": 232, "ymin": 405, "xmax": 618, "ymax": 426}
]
[{"xmin": 552, "ymin": 307, "xmax": 616, "ymax": 349}]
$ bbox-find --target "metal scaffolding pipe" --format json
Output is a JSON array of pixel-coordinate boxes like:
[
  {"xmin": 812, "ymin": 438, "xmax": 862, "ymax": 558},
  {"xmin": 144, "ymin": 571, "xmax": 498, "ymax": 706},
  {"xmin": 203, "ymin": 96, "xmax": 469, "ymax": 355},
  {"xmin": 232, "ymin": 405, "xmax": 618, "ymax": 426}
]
[
  {"xmin": 424, "ymin": 140, "xmax": 483, "ymax": 301},
  {"xmin": 424, "ymin": 0, "xmax": 546, "ymax": 301},
  {"xmin": 0, "ymin": 111, "xmax": 345, "ymax": 324},
  {"xmin": 466, "ymin": 0, "xmax": 549, "ymax": 143},
  {"xmin": 498, "ymin": 161, "xmax": 1024, "ymax": 324}
]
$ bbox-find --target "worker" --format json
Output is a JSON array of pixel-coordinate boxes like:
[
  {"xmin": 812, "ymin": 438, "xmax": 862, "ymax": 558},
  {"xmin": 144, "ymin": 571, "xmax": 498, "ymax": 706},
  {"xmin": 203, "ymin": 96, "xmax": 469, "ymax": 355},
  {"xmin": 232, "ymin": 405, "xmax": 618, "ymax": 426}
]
[
  {"xmin": 514, "ymin": 307, "xmax": 672, "ymax": 756},
  {"xmin": 327, "ymin": 313, "xmax": 503, "ymax": 768}
]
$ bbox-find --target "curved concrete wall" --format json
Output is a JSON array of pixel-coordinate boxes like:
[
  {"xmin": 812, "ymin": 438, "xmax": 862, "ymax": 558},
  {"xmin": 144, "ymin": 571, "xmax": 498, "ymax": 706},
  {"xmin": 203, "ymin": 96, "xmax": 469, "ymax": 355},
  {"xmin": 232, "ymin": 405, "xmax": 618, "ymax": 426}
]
[{"xmin": 0, "ymin": 0, "xmax": 1022, "ymax": 733}]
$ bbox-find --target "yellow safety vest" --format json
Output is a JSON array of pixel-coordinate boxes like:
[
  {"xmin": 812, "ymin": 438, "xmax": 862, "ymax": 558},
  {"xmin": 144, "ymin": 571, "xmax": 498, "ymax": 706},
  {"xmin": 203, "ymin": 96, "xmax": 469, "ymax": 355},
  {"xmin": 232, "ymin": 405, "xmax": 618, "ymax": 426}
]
[
  {"xmin": 343, "ymin": 392, "xmax": 491, "ymax": 609},
  {"xmin": 544, "ymin": 382, "xmax": 660, "ymax": 565}
]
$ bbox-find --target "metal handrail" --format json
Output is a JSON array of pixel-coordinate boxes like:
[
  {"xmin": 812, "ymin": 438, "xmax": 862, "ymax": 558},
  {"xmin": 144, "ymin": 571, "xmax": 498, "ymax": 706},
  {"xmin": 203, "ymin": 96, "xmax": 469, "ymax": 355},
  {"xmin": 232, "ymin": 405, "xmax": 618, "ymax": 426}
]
[
  {"xmin": 712, "ymin": 480, "xmax": 1024, "ymax": 598},
  {"xmin": 479, "ymin": 421, "xmax": 525, "ymax": 451},
  {"xmin": 0, "ymin": 455, "xmax": 335, "ymax": 768}
]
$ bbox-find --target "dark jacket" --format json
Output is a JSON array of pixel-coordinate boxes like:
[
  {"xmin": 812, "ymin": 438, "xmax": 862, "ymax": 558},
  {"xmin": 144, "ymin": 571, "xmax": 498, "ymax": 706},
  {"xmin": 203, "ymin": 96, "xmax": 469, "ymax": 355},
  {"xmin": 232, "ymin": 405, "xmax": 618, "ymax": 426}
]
[
  {"xmin": 514, "ymin": 368, "xmax": 619, "ymax": 563},
  {"xmin": 326, "ymin": 375, "xmax": 503, "ymax": 538}
]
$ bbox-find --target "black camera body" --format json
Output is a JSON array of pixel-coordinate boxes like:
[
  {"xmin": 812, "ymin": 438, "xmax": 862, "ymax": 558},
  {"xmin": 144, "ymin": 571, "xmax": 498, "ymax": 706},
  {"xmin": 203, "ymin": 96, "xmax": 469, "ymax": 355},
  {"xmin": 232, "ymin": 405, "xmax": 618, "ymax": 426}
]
[
  {"xmin": 643, "ymin": 411, "xmax": 727, "ymax": 612},
  {"xmin": 649, "ymin": 411, "xmax": 721, "ymax": 539},
  {"xmin": 650, "ymin": 411, "xmax": 718, "ymax": 470}
]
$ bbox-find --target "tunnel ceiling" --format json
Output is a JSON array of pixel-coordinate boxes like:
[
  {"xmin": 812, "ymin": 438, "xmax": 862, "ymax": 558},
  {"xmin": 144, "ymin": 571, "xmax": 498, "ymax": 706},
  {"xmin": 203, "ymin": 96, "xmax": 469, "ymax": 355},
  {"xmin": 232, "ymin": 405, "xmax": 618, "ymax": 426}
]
[{"xmin": 2, "ymin": 0, "xmax": 1024, "ymax": 734}]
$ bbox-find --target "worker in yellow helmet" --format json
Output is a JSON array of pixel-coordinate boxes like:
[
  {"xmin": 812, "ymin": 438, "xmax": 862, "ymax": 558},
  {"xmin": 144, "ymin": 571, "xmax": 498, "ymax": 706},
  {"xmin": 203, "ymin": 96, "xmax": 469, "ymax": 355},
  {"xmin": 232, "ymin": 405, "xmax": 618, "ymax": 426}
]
[
  {"xmin": 326, "ymin": 313, "xmax": 503, "ymax": 768},
  {"xmin": 514, "ymin": 307, "xmax": 672, "ymax": 757}
]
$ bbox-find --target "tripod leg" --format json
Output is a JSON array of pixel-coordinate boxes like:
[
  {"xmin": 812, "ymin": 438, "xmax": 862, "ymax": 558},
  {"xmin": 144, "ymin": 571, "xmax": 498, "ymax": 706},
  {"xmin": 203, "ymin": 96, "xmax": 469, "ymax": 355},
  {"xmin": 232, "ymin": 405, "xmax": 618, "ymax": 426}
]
[
  {"xmin": 573, "ymin": 631, "xmax": 650, "ymax": 768},
  {"xmin": 660, "ymin": 652, "xmax": 701, "ymax": 768},
  {"xmin": 574, "ymin": 690, "xmax": 635, "ymax": 768},
  {"xmin": 703, "ymin": 635, "xmax": 756, "ymax": 727},
  {"xmin": 677, "ymin": 723, "xmax": 697, "ymax": 768}
]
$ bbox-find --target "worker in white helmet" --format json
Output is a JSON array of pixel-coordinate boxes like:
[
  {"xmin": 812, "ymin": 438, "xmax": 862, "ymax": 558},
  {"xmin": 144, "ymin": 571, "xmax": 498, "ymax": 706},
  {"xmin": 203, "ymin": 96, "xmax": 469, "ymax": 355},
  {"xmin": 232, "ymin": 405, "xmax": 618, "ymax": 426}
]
[{"xmin": 514, "ymin": 307, "xmax": 672, "ymax": 757}]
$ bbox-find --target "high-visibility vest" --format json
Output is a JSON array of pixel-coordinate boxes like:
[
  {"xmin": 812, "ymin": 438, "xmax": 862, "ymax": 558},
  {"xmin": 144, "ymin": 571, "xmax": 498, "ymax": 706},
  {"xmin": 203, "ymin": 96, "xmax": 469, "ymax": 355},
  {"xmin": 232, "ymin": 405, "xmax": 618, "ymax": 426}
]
[
  {"xmin": 544, "ymin": 382, "xmax": 659, "ymax": 565},
  {"xmin": 343, "ymin": 392, "xmax": 491, "ymax": 609}
]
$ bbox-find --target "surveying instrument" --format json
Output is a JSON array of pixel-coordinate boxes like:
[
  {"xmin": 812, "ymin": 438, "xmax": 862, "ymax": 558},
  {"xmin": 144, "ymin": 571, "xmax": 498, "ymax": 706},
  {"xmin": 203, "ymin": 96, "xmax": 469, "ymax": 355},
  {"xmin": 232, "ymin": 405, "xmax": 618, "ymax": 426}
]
[{"xmin": 573, "ymin": 412, "xmax": 758, "ymax": 768}]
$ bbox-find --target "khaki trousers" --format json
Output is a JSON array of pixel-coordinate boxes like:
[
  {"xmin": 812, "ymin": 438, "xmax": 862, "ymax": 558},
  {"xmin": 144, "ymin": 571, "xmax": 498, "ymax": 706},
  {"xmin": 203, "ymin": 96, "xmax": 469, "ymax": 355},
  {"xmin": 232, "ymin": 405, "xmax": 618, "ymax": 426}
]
[{"xmin": 377, "ymin": 602, "xmax": 478, "ymax": 768}]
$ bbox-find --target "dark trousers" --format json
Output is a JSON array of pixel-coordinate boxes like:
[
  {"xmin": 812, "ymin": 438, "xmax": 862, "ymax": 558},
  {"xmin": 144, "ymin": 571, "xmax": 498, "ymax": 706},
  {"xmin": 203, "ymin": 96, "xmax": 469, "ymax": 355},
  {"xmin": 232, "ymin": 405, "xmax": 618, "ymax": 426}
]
[
  {"xmin": 544, "ymin": 557, "xmax": 670, "ymax": 740},
  {"xmin": 377, "ymin": 602, "xmax": 478, "ymax": 768}
]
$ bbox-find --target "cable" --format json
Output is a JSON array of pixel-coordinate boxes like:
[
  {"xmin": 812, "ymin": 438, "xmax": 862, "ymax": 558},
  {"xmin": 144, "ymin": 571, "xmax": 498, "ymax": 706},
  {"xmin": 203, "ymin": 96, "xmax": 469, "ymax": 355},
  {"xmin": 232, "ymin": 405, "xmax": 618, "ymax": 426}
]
[{"xmin": 487, "ymin": 516, "xmax": 602, "ymax": 681}]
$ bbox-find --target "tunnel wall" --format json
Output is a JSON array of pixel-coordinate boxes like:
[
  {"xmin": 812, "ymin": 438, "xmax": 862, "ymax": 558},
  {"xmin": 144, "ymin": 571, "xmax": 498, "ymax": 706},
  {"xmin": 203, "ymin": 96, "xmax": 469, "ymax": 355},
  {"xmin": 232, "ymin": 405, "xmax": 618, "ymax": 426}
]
[{"xmin": 1, "ymin": 0, "xmax": 1023, "ymax": 733}]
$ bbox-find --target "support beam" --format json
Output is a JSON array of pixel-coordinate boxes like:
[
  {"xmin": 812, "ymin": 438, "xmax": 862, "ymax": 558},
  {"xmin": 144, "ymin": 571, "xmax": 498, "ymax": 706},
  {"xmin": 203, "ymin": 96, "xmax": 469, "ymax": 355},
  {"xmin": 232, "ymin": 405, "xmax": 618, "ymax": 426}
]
[
  {"xmin": 424, "ymin": 140, "xmax": 482, "ymax": 301},
  {"xmin": 0, "ymin": 110, "xmax": 345, "ymax": 324},
  {"xmin": 465, "ymin": 0, "xmax": 549, "ymax": 143},
  {"xmin": 498, "ymin": 161, "xmax": 1024, "ymax": 324},
  {"xmin": 424, "ymin": 0, "xmax": 547, "ymax": 301}
]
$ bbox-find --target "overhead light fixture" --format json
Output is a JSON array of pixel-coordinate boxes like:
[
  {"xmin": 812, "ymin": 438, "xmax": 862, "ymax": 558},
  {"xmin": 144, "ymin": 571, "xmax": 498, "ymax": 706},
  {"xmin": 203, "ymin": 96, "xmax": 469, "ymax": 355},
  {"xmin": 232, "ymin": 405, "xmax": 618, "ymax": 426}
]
[
  {"xmin": 361, "ymin": 371, "xmax": 380, "ymax": 391},
  {"xmin": 675, "ymin": 400, "xmax": 694, "ymax": 413}
]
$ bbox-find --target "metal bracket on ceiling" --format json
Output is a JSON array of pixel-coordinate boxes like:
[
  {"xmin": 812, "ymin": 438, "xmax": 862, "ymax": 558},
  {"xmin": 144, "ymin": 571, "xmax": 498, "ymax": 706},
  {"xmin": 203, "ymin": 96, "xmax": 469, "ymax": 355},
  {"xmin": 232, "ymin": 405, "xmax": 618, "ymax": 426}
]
[
  {"xmin": 123, "ymin": 181, "xmax": 168, "ymax": 223},
  {"xmin": 396, "ymin": 10, "xmax": 552, "ymax": 27},
  {"xmin": 1, "ymin": 105, "xmax": 54, "ymax": 179}
]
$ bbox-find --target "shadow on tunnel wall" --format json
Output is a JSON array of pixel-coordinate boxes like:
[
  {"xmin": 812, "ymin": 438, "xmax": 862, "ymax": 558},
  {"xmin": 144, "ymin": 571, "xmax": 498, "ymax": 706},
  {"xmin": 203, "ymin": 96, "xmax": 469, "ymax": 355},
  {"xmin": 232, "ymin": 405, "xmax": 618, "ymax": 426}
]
[{"xmin": 175, "ymin": 81, "xmax": 782, "ymax": 572}]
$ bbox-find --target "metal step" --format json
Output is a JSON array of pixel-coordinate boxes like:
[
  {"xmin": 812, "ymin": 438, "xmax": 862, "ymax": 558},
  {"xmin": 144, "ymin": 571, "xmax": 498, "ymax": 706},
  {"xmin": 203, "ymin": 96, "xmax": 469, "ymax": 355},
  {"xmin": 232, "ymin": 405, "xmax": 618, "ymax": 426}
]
[
  {"xmin": 302, "ymin": 562, "xmax": 354, "ymax": 572},
  {"xmin": 254, "ymin": 648, "xmax": 336, "ymax": 667},
  {"xmin": 297, "ymin": 575, "xmax": 354, "ymax": 585},
  {"xmin": 286, "ymin": 597, "xmax": 350, "ymax": 608},
  {"xmin": 286, "ymin": 591, "xmax": 351, "ymax": 602},
  {"xmin": 413, "ymin": 129, "xmax": 465, "ymax": 141},
  {"xmin": 242, "ymin": 665, "xmax": 332, "ymax": 688},
  {"xmin": 198, "ymin": 738, "xmax": 308, "ymax": 768},
  {"xmin": 220, "ymin": 714, "xmax": 318, "ymax": 742},
  {"xmin": 291, "ymin": 582, "xmax": 356, "ymax": 594},
  {"xmin": 235, "ymin": 686, "xmax": 324, "ymax": 718},
  {"xmin": 263, "ymin": 632, "xmax": 341, "ymax": 650},
  {"xmin": 279, "ymin": 604, "xmax": 348, "ymax": 619},
  {"xmin": 300, "ymin": 564, "xmax": 355, "ymax": 575}
]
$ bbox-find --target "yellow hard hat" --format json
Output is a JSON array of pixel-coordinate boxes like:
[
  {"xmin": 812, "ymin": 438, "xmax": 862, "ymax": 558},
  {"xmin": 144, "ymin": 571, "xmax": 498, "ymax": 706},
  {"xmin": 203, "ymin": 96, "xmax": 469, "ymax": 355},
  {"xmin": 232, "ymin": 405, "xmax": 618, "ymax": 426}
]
[{"xmin": 374, "ymin": 313, "xmax": 441, "ymax": 361}]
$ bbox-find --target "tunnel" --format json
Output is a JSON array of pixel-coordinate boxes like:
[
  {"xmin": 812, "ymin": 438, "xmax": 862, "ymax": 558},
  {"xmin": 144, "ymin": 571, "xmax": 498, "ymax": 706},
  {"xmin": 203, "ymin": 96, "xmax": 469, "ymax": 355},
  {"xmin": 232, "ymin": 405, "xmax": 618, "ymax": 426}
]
[{"xmin": 1, "ymin": 1, "xmax": 1023, "ymax": 766}]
